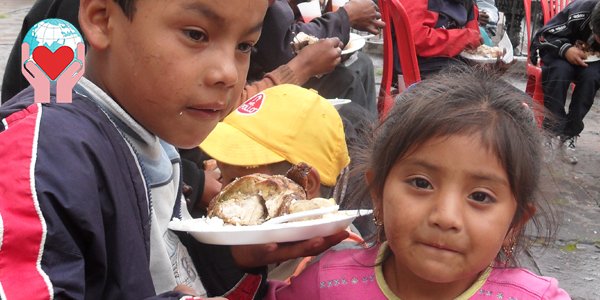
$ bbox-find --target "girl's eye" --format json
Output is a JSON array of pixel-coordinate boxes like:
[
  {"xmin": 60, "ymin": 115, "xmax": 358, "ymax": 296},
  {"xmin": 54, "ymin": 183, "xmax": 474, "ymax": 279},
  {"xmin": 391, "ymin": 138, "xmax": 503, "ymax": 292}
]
[
  {"xmin": 409, "ymin": 177, "xmax": 432, "ymax": 189},
  {"xmin": 184, "ymin": 29, "xmax": 206, "ymax": 42},
  {"xmin": 237, "ymin": 43, "xmax": 255, "ymax": 53},
  {"xmin": 469, "ymin": 191, "xmax": 495, "ymax": 203}
]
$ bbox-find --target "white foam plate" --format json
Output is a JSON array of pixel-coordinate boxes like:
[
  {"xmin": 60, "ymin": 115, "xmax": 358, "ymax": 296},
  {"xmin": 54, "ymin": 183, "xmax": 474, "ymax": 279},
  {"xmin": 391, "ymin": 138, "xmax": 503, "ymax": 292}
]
[
  {"xmin": 341, "ymin": 33, "xmax": 367, "ymax": 55},
  {"xmin": 459, "ymin": 50, "xmax": 501, "ymax": 64},
  {"xmin": 584, "ymin": 54, "xmax": 600, "ymax": 62},
  {"xmin": 460, "ymin": 32, "xmax": 513, "ymax": 64},
  {"xmin": 327, "ymin": 98, "xmax": 351, "ymax": 108},
  {"xmin": 168, "ymin": 210, "xmax": 372, "ymax": 245}
]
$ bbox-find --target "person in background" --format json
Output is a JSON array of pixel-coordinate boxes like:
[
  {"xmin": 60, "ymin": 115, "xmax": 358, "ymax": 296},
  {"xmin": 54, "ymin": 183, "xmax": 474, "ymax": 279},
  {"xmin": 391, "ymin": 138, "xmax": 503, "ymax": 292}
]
[
  {"xmin": 530, "ymin": 0, "xmax": 600, "ymax": 165},
  {"xmin": 477, "ymin": 0, "xmax": 499, "ymax": 38},
  {"xmin": 265, "ymin": 67, "xmax": 570, "ymax": 300},
  {"xmin": 249, "ymin": 0, "xmax": 384, "ymax": 116},
  {"xmin": 395, "ymin": 0, "xmax": 481, "ymax": 77}
]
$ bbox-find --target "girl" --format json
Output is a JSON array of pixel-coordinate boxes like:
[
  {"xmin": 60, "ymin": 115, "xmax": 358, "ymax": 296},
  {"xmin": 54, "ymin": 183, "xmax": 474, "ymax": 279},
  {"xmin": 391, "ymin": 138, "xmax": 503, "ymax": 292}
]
[{"xmin": 266, "ymin": 67, "xmax": 570, "ymax": 299}]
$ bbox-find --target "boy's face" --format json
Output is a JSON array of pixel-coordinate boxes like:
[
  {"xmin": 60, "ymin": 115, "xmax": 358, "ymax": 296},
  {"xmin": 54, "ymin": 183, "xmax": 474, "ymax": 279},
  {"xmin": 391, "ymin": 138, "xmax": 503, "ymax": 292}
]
[{"xmin": 98, "ymin": 0, "xmax": 267, "ymax": 148}]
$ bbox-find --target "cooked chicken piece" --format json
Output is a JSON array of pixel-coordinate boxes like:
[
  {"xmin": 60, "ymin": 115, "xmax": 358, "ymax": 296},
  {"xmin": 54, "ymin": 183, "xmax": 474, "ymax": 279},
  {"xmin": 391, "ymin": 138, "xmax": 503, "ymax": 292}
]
[{"xmin": 207, "ymin": 173, "xmax": 306, "ymax": 225}]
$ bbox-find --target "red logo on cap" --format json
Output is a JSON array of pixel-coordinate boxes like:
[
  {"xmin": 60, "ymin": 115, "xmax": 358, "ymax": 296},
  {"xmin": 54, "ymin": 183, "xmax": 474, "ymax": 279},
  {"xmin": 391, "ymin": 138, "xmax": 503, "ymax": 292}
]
[{"xmin": 237, "ymin": 93, "xmax": 264, "ymax": 115}]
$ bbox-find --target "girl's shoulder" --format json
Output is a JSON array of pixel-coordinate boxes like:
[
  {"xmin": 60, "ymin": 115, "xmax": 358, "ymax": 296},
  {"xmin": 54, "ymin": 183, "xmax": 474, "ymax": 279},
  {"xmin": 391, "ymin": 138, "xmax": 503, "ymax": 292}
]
[
  {"xmin": 317, "ymin": 243, "xmax": 380, "ymax": 269},
  {"xmin": 476, "ymin": 268, "xmax": 571, "ymax": 300}
]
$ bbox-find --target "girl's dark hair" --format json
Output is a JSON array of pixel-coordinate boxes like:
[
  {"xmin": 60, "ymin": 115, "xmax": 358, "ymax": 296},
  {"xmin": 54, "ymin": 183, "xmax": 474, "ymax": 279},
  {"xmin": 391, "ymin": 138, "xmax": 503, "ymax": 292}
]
[
  {"xmin": 356, "ymin": 66, "xmax": 556, "ymax": 267},
  {"xmin": 114, "ymin": 0, "xmax": 136, "ymax": 19}
]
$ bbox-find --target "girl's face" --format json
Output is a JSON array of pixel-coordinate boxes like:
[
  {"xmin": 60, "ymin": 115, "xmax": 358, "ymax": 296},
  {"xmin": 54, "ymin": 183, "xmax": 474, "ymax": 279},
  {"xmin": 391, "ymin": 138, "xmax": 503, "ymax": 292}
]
[{"xmin": 380, "ymin": 134, "xmax": 517, "ymax": 295}]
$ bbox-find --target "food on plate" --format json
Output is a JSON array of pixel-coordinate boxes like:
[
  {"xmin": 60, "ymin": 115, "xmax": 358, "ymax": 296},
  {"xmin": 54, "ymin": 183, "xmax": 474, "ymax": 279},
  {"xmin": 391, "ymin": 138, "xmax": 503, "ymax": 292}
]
[
  {"xmin": 464, "ymin": 44, "xmax": 504, "ymax": 58},
  {"xmin": 291, "ymin": 32, "xmax": 320, "ymax": 53},
  {"xmin": 574, "ymin": 40, "xmax": 600, "ymax": 57},
  {"xmin": 287, "ymin": 197, "xmax": 337, "ymax": 221},
  {"xmin": 207, "ymin": 163, "xmax": 337, "ymax": 226}
]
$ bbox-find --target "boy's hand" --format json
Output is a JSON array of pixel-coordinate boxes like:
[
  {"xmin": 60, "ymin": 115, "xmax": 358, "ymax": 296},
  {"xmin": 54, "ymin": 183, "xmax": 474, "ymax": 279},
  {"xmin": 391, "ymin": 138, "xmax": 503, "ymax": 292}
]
[
  {"xmin": 230, "ymin": 230, "xmax": 349, "ymax": 268},
  {"xmin": 343, "ymin": 0, "xmax": 385, "ymax": 34},
  {"xmin": 565, "ymin": 46, "xmax": 589, "ymax": 67},
  {"xmin": 288, "ymin": 38, "xmax": 343, "ymax": 82}
]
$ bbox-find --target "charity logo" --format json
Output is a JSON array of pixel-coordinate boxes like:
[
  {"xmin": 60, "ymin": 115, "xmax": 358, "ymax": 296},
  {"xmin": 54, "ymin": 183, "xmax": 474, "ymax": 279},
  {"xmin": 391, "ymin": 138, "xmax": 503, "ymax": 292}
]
[
  {"xmin": 22, "ymin": 18, "xmax": 85, "ymax": 103},
  {"xmin": 237, "ymin": 93, "xmax": 264, "ymax": 115}
]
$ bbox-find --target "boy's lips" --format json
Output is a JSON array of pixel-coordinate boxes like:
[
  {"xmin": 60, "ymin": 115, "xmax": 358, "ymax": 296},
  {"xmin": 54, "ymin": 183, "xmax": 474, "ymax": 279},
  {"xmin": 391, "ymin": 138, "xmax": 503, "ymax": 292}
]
[{"xmin": 184, "ymin": 105, "xmax": 224, "ymax": 119}]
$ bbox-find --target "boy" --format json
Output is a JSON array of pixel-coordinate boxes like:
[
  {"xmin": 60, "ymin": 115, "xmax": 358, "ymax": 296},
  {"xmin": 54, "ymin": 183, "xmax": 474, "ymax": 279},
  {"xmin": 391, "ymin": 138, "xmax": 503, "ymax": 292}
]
[
  {"xmin": 530, "ymin": 0, "xmax": 600, "ymax": 164},
  {"xmin": 0, "ymin": 0, "xmax": 345, "ymax": 299}
]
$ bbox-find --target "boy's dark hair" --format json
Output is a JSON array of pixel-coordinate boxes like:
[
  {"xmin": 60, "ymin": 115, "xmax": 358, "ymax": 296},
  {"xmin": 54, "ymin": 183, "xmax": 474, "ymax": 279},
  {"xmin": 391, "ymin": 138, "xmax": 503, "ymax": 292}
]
[
  {"xmin": 114, "ymin": 0, "xmax": 136, "ymax": 19},
  {"xmin": 357, "ymin": 66, "xmax": 556, "ymax": 267},
  {"xmin": 591, "ymin": 1, "xmax": 600, "ymax": 36}
]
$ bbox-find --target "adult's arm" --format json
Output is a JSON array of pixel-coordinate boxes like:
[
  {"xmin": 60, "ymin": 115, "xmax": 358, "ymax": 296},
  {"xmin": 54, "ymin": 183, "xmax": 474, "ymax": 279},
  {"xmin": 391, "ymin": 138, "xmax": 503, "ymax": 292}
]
[{"xmin": 401, "ymin": 0, "xmax": 481, "ymax": 57}]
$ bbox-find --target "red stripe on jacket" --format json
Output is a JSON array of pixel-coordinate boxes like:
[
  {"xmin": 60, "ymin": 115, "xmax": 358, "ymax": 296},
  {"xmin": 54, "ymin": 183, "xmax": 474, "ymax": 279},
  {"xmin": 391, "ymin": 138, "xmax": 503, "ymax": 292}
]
[{"xmin": 0, "ymin": 103, "xmax": 52, "ymax": 299}]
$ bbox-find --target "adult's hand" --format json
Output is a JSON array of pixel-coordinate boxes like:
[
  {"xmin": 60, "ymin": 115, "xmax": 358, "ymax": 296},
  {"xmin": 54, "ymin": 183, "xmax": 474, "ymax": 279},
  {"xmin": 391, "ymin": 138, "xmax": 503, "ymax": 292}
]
[
  {"xmin": 288, "ymin": 37, "xmax": 343, "ymax": 83},
  {"xmin": 479, "ymin": 10, "xmax": 490, "ymax": 26},
  {"xmin": 564, "ymin": 46, "xmax": 588, "ymax": 67},
  {"xmin": 343, "ymin": 0, "xmax": 385, "ymax": 34},
  {"xmin": 230, "ymin": 230, "xmax": 349, "ymax": 269}
]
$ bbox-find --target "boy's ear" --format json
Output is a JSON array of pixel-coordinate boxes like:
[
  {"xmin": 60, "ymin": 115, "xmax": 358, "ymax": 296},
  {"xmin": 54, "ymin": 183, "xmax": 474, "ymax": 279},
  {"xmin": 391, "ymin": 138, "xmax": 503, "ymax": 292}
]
[
  {"xmin": 79, "ymin": 0, "xmax": 112, "ymax": 50},
  {"xmin": 305, "ymin": 167, "xmax": 322, "ymax": 199}
]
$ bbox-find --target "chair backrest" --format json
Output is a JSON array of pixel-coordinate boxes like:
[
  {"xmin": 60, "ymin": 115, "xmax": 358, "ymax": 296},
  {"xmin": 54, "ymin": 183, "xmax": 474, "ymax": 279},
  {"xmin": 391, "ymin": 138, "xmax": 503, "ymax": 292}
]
[
  {"xmin": 541, "ymin": 0, "xmax": 572, "ymax": 22},
  {"xmin": 378, "ymin": 0, "xmax": 421, "ymax": 118}
]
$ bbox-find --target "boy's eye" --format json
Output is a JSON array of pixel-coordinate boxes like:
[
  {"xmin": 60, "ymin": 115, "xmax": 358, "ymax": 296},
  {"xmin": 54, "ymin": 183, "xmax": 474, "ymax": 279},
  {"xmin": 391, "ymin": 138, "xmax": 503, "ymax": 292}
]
[
  {"xmin": 468, "ymin": 191, "xmax": 494, "ymax": 203},
  {"xmin": 184, "ymin": 29, "xmax": 206, "ymax": 42},
  {"xmin": 237, "ymin": 43, "xmax": 255, "ymax": 53},
  {"xmin": 409, "ymin": 177, "xmax": 432, "ymax": 189}
]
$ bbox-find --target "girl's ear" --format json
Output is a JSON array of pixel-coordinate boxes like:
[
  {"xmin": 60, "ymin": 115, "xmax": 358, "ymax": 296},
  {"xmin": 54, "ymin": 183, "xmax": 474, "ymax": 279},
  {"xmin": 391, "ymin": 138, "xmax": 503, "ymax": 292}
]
[
  {"xmin": 79, "ymin": 0, "xmax": 113, "ymax": 50},
  {"xmin": 503, "ymin": 203, "xmax": 536, "ymax": 246},
  {"xmin": 304, "ymin": 167, "xmax": 322, "ymax": 199},
  {"xmin": 365, "ymin": 169, "xmax": 381, "ymax": 212}
]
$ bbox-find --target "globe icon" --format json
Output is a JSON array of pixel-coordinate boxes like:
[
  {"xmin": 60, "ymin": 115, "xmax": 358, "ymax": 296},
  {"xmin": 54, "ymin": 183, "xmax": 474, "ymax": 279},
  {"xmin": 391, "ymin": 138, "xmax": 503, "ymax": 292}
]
[{"xmin": 23, "ymin": 18, "xmax": 84, "ymax": 75}]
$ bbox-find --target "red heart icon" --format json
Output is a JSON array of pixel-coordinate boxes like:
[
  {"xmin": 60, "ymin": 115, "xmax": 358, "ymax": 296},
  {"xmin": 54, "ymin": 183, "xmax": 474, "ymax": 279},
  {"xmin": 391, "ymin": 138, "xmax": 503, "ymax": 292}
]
[{"xmin": 32, "ymin": 46, "xmax": 74, "ymax": 80}]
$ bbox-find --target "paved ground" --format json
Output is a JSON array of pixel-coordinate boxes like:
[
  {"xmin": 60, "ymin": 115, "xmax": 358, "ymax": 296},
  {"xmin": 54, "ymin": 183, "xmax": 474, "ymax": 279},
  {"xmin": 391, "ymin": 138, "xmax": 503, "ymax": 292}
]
[{"xmin": 1, "ymin": 1, "xmax": 598, "ymax": 299}]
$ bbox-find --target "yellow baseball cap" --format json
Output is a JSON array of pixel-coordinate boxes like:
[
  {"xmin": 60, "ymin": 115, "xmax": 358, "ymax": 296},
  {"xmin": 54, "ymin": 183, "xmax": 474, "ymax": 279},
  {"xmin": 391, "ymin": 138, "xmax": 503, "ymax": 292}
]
[{"xmin": 200, "ymin": 84, "xmax": 350, "ymax": 186}]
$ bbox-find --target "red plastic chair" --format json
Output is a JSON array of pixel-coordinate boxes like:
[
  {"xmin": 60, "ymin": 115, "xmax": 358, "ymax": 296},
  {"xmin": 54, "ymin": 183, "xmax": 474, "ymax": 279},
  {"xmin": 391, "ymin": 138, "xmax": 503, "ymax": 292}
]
[
  {"xmin": 377, "ymin": 0, "xmax": 421, "ymax": 119},
  {"xmin": 524, "ymin": 0, "xmax": 573, "ymax": 125}
]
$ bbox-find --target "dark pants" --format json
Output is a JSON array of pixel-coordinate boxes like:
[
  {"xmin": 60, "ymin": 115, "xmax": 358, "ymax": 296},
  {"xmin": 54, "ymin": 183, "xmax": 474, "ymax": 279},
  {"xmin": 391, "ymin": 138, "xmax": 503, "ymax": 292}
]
[{"xmin": 541, "ymin": 52, "xmax": 600, "ymax": 137}]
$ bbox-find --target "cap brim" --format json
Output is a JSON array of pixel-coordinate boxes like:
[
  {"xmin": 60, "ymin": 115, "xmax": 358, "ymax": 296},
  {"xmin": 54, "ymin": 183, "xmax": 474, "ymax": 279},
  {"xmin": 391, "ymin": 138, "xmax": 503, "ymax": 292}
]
[{"xmin": 200, "ymin": 122, "xmax": 286, "ymax": 167}]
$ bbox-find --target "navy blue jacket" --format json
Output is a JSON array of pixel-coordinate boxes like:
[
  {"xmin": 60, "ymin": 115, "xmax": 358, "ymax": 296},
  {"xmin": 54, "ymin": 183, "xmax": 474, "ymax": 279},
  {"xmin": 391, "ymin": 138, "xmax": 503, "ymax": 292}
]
[{"xmin": 0, "ymin": 88, "xmax": 263, "ymax": 299}]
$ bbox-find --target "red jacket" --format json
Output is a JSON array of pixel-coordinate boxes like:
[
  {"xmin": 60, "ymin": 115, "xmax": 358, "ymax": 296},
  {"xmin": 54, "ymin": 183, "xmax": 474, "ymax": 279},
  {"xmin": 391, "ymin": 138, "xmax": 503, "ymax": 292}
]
[{"xmin": 401, "ymin": 0, "xmax": 481, "ymax": 58}]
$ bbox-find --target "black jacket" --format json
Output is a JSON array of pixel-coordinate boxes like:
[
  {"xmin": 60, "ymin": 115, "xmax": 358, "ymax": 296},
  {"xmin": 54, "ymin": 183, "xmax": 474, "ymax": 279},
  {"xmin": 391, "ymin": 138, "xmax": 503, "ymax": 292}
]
[{"xmin": 530, "ymin": 0, "xmax": 600, "ymax": 64}]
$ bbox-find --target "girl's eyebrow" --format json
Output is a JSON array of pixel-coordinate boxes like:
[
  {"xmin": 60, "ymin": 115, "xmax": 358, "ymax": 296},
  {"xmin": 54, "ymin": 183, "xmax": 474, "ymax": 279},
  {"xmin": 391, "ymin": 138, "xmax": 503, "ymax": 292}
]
[{"xmin": 402, "ymin": 158, "xmax": 509, "ymax": 186}]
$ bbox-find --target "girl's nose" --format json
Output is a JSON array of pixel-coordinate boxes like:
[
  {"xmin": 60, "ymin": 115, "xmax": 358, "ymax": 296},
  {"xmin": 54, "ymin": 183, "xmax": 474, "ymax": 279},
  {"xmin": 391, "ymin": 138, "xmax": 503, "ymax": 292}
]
[{"xmin": 428, "ymin": 192, "xmax": 463, "ymax": 232}]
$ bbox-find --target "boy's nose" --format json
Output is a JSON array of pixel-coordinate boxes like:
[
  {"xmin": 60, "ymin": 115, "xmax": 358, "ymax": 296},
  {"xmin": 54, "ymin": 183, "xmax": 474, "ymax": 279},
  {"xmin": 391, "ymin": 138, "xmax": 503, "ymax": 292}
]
[
  {"xmin": 428, "ymin": 193, "xmax": 463, "ymax": 232},
  {"xmin": 204, "ymin": 49, "xmax": 239, "ymax": 87}
]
